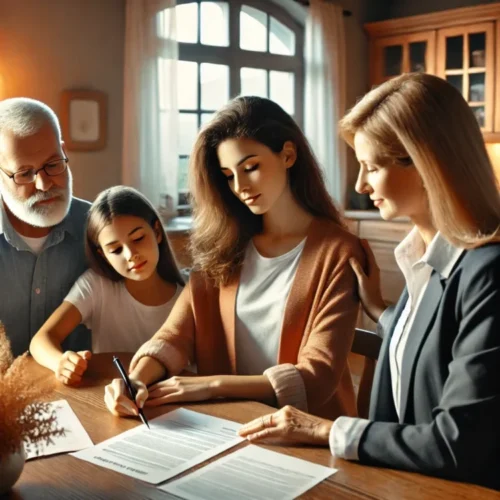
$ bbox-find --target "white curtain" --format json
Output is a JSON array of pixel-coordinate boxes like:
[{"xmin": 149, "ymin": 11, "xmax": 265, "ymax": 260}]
[
  {"xmin": 304, "ymin": 0, "xmax": 347, "ymax": 207},
  {"xmin": 122, "ymin": 0, "xmax": 178, "ymax": 209}
]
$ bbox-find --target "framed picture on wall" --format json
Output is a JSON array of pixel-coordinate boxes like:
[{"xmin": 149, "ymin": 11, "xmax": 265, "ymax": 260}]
[{"xmin": 60, "ymin": 90, "xmax": 107, "ymax": 151}]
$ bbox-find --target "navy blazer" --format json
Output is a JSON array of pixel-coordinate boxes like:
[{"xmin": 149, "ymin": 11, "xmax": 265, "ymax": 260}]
[{"xmin": 358, "ymin": 243, "xmax": 500, "ymax": 490}]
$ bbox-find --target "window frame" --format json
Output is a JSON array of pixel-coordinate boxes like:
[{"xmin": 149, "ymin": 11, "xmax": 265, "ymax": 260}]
[{"xmin": 158, "ymin": 0, "xmax": 305, "ymax": 202}]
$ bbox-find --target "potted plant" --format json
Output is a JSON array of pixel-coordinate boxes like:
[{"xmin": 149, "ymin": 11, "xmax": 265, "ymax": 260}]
[{"xmin": 0, "ymin": 323, "xmax": 64, "ymax": 494}]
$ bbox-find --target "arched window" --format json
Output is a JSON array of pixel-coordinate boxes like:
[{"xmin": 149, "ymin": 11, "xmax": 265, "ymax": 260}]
[{"xmin": 158, "ymin": 0, "xmax": 304, "ymax": 205}]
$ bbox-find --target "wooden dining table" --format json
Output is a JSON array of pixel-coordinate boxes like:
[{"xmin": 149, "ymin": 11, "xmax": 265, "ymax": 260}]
[{"xmin": 6, "ymin": 354, "xmax": 499, "ymax": 500}]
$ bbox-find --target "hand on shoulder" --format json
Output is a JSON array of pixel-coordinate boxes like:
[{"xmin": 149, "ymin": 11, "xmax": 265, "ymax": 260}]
[{"xmin": 349, "ymin": 239, "xmax": 386, "ymax": 323}]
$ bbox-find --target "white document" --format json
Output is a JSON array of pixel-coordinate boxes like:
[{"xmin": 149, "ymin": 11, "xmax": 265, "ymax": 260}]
[
  {"xmin": 161, "ymin": 444, "xmax": 337, "ymax": 500},
  {"xmin": 25, "ymin": 400, "xmax": 93, "ymax": 460},
  {"xmin": 71, "ymin": 408, "xmax": 244, "ymax": 484}
]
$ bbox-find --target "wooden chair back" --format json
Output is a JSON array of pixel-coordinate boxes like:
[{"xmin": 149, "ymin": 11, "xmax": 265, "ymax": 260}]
[{"xmin": 351, "ymin": 328, "xmax": 382, "ymax": 418}]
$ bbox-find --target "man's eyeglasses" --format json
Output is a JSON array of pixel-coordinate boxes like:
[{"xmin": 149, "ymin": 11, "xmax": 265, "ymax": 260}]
[{"xmin": 0, "ymin": 158, "xmax": 68, "ymax": 185}]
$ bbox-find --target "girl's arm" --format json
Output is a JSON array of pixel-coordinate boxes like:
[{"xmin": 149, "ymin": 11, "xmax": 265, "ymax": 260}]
[{"xmin": 30, "ymin": 302, "xmax": 90, "ymax": 384}]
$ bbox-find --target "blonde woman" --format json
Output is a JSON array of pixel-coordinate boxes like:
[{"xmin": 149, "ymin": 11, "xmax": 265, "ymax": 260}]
[
  {"xmin": 104, "ymin": 97, "xmax": 364, "ymax": 421},
  {"xmin": 240, "ymin": 73, "xmax": 500, "ymax": 490}
]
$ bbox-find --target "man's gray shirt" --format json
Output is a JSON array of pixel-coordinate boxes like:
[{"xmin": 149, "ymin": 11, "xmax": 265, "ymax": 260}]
[{"xmin": 0, "ymin": 197, "xmax": 91, "ymax": 356}]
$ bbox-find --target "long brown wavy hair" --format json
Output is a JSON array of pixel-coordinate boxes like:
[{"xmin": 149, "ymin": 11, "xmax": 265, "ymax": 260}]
[
  {"xmin": 340, "ymin": 72, "xmax": 500, "ymax": 248},
  {"xmin": 189, "ymin": 96, "xmax": 343, "ymax": 286},
  {"xmin": 85, "ymin": 186, "xmax": 184, "ymax": 286}
]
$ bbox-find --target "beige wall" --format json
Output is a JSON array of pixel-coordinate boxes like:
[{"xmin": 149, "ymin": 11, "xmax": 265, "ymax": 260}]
[{"xmin": 0, "ymin": 0, "xmax": 125, "ymax": 202}]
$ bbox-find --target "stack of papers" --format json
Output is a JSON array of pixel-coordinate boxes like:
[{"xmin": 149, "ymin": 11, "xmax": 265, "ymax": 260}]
[
  {"xmin": 72, "ymin": 408, "xmax": 245, "ymax": 483},
  {"xmin": 73, "ymin": 407, "xmax": 337, "ymax": 499}
]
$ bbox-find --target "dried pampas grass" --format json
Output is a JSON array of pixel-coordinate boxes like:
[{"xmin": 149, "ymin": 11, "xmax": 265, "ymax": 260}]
[{"xmin": 0, "ymin": 322, "xmax": 64, "ymax": 457}]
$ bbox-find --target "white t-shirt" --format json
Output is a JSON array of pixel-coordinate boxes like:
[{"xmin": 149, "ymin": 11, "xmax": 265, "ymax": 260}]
[
  {"xmin": 18, "ymin": 233, "xmax": 49, "ymax": 255},
  {"xmin": 235, "ymin": 238, "xmax": 306, "ymax": 375},
  {"xmin": 65, "ymin": 269, "xmax": 182, "ymax": 353}
]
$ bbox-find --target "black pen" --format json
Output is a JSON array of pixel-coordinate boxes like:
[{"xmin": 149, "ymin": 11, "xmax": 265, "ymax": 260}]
[{"xmin": 112, "ymin": 355, "xmax": 150, "ymax": 429}]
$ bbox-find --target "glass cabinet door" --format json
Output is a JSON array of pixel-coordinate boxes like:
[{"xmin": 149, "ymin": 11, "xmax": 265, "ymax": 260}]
[
  {"xmin": 383, "ymin": 44, "xmax": 403, "ymax": 77},
  {"xmin": 438, "ymin": 23, "xmax": 494, "ymax": 131},
  {"xmin": 372, "ymin": 31, "xmax": 436, "ymax": 85},
  {"xmin": 409, "ymin": 41, "xmax": 427, "ymax": 72}
]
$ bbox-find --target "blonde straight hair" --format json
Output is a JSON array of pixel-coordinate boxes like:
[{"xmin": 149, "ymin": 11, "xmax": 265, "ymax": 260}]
[{"xmin": 340, "ymin": 72, "xmax": 500, "ymax": 248}]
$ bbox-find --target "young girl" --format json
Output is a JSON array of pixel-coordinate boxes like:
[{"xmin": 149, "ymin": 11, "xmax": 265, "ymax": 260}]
[
  {"xmin": 239, "ymin": 73, "xmax": 500, "ymax": 490},
  {"xmin": 104, "ymin": 96, "xmax": 365, "ymax": 420},
  {"xmin": 30, "ymin": 186, "xmax": 184, "ymax": 385}
]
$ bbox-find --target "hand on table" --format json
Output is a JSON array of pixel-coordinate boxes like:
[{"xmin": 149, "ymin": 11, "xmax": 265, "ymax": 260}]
[
  {"xmin": 144, "ymin": 375, "xmax": 217, "ymax": 406},
  {"xmin": 56, "ymin": 350, "xmax": 92, "ymax": 385},
  {"xmin": 238, "ymin": 405, "xmax": 332, "ymax": 445}
]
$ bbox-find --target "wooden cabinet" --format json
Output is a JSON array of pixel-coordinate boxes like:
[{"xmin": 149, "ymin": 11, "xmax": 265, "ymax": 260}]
[
  {"xmin": 365, "ymin": 3, "xmax": 500, "ymax": 141},
  {"xmin": 371, "ymin": 31, "xmax": 436, "ymax": 85}
]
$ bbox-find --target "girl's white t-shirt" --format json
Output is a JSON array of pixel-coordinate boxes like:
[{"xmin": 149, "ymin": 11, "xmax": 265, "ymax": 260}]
[{"xmin": 65, "ymin": 269, "xmax": 182, "ymax": 353}]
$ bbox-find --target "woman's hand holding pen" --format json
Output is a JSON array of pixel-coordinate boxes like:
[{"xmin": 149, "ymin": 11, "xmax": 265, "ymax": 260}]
[
  {"xmin": 104, "ymin": 377, "xmax": 148, "ymax": 417},
  {"xmin": 56, "ymin": 350, "xmax": 92, "ymax": 385},
  {"xmin": 104, "ymin": 375, "xmax": 217, "ymax": 414}
]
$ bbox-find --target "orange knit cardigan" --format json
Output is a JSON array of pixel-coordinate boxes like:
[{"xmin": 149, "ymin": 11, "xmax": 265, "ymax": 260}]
[{"xmin": 131, "ymin": 217, "xmax": 365, "ymax": 420}]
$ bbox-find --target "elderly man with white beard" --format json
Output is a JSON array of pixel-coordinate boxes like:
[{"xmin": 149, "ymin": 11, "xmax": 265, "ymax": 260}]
[{"xmin": 0, "ymin": 98, "xmax": 90, "ymax": 356}]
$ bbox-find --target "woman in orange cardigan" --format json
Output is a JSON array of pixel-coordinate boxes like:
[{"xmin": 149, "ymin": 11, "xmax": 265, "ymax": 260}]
[{"xmin": 104, "ymin": 96, "xmax": 364, "ymax": 420}]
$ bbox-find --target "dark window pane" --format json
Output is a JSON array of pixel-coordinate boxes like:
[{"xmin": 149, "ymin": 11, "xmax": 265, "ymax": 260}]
[
  {"xmin": 446, "ymin": 35, "xmax": 463, "ymax": 70},
  {"xmin": 409, "ymin": 41, "xmax": 426, "ymax": 72},
  {"xmin": 469, "ymin": 72, "xmax": 485, "ymax": 102},
  {"xmin": 446, "ymin": 74, "xmax": 463, "ymax": 95},
  {"xmin": 384, "ymin": 45, "xmax": 402, "ymax": 76},
  {"xmin": 469, "ymin": 32, "xmax": 486, "ymax": 67}
]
